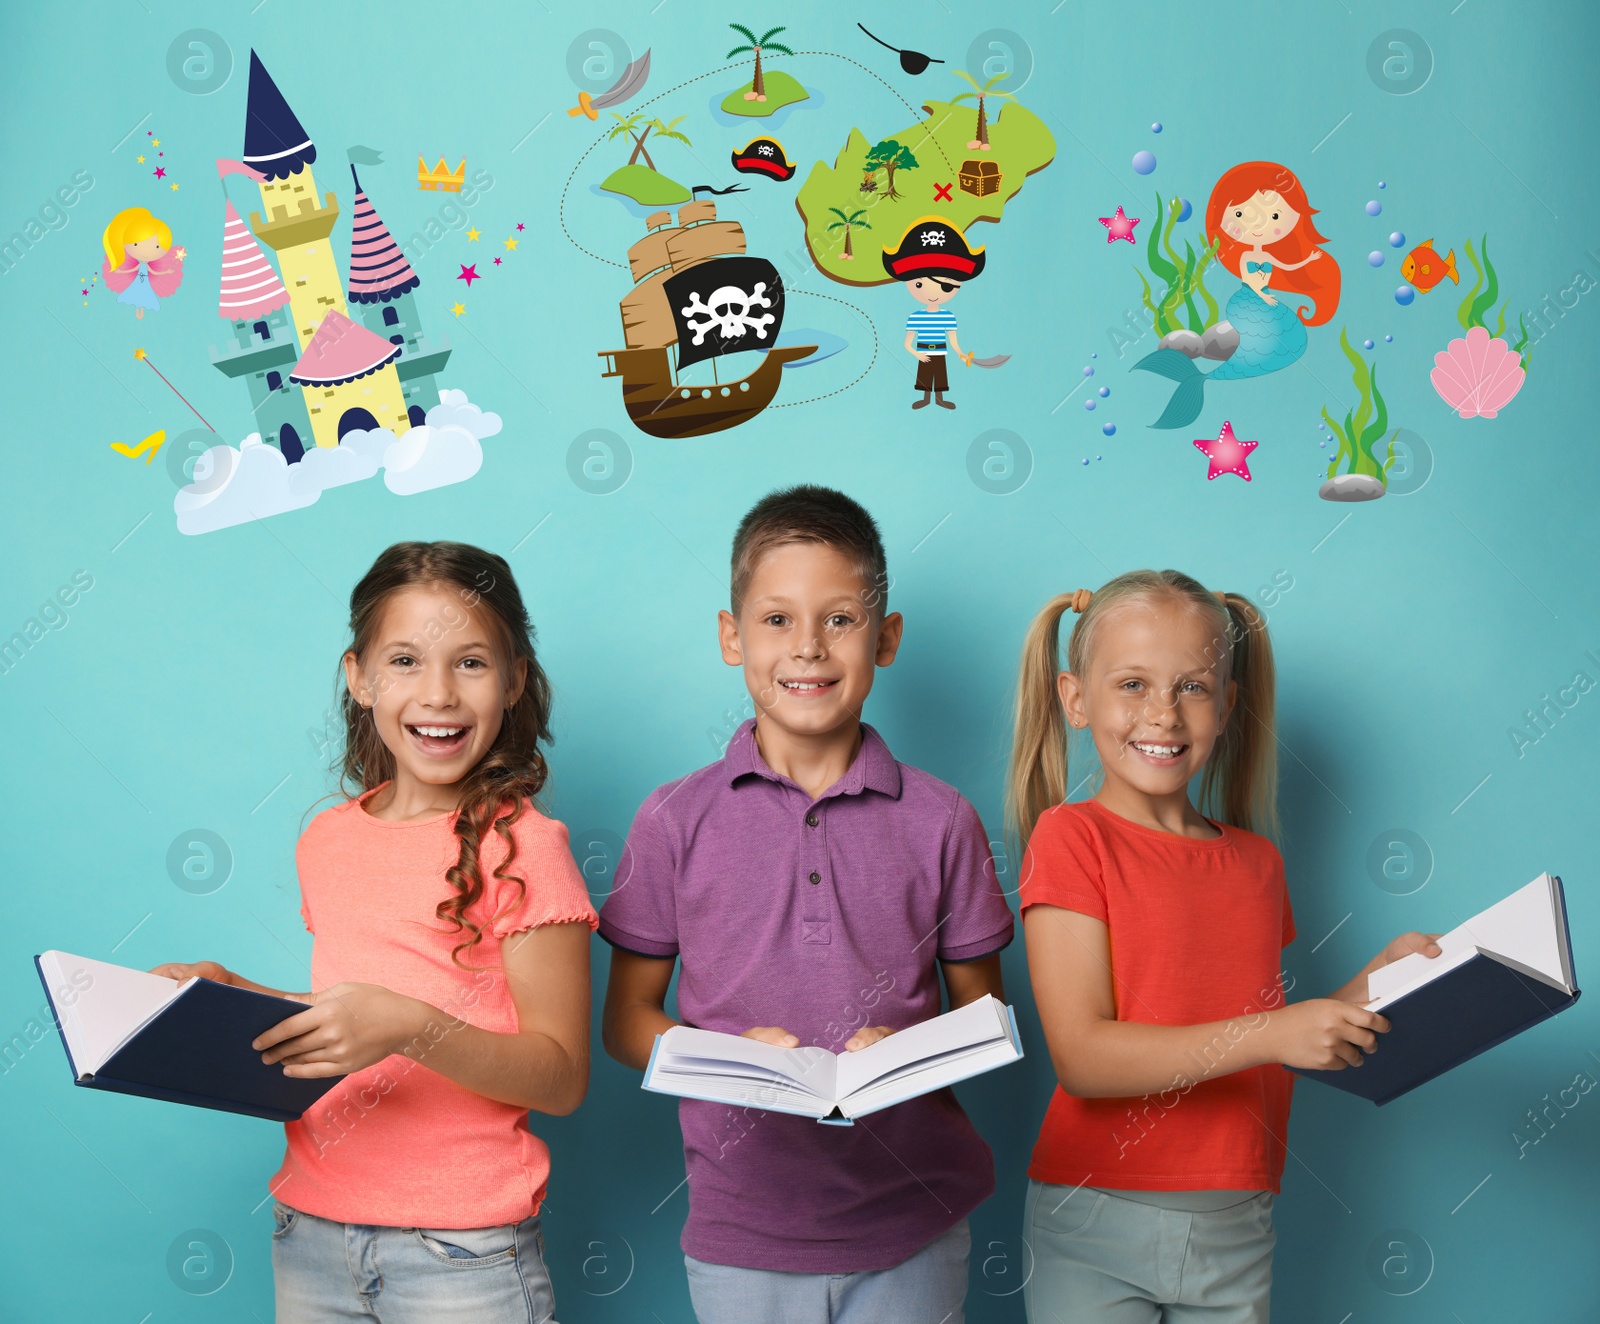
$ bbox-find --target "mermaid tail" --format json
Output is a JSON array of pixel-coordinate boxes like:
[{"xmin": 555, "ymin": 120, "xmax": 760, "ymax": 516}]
[{"xmin": 1132, "ymin": 283, "xmax": 1309, "ymax": 429}]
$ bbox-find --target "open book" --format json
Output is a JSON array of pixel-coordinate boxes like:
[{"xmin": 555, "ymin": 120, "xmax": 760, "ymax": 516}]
[
  {"xmin": 1292, "ymin": 873, "xmax": 1579, "ymax": 1105},
  {"xmin": 644, "ymin": 994, "xmax": 1022, "ymax": 1123},
  {"xmin": 35, "ymin": 951, "xmax": 345, "ymax": 1122}
]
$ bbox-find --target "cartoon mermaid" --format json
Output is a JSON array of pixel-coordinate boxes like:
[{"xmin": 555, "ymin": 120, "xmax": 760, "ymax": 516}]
[
  {"xmin": 1134, "ymin": 161, "xmax": 1340, "ymax": 428},
  {"xmin": 102, "ymin": 207, "xmax": 185, "ymax": 319}
]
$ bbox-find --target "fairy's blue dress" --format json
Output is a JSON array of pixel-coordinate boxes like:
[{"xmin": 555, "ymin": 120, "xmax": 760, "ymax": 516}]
[
  {"xmin": 116, "ymin": 263, "xmax": 161, "ymax": 312},
  {"xmin": 1132, "ymin": 260, "xmax": 1309, "ymax": 427},
  {"xmin": 1206, "ymin": 262, "xmax": 1306, "ymax": 379}
]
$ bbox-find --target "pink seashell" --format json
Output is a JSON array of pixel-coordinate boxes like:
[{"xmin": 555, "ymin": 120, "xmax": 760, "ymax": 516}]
[{"xmin": 1429, "ymin": 324, "xmax": 1526, "ymax": 418}]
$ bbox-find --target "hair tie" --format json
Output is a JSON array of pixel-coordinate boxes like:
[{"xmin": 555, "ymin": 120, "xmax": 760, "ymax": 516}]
[
  {"xmin": 1214, "ymin": 590, "xmax": 1229, "ymax": 607},
  {"xmin": 1067, "ymin": 589, "xmax": 1092, "ymax": 614}
]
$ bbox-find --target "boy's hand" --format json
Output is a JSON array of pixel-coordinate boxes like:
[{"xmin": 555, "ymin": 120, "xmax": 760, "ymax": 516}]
[
  {"xmin": 254, "ymin": 982, "xmax": 424, "ymax": 1078},
  {"xmin": 149, "ymin": 961, "xmax": 234, "ymax": 984},
  {"xmin": 1373, "ymin": 931, "xmax": 1444, "ymax": 968},
  {"xmin": 914, "ymin": 351, "xmax": 931, "ymax": 362},
  {"xmin": 741, "ymin": 1026, "xmax": 800, "ymax": 1048},
  {"xmin": 844, "ymin": 1026, "xmax": 894, "ymax": 1051},
  {"xmin": 1267, "ymin": 998, "xmax": 1390, "ymax": 1071}
]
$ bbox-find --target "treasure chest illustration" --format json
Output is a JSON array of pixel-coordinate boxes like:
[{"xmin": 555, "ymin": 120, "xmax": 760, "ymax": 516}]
[{"xmin": 958, "ymin": 159, "xmax": 1002, "ymax": 198}]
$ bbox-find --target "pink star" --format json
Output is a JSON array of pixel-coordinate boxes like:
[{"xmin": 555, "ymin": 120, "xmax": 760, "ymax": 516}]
[
  {"xmin": 1098, "ymin": 205, "xmax": 1138, "ymax": 244},
  {"xmin": 492, "ymin": 256, "xmax": 502, "ymax": 265},
  {"xmin": 1194, "ymin": 420, "xmax": 1258, "ymax": 481},
  {"xmin": 152, "ymin": 166, "xmax": 166, "ymax": 179},
  {"xmin": 457, "ymin": 263, "xmax": 480, "ymax": 286},
  {"xmin": 515, "ymin": 222, "xmax": 525, "ymax": 231}
]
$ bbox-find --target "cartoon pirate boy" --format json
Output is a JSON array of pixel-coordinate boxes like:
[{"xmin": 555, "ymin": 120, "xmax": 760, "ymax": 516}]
[{"xmin": 882, "ymin": 216, "xmax": 986, "ymax": 410}]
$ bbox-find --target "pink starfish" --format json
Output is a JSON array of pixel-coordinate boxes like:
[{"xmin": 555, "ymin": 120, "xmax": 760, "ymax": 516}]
[
  {"xmin": 1194, "ymin": 420, "xmax": 1258, "ymax": 481},
  {"xmin": 152, "ymin": 166, "xmax": 166, "ymax": 179},
  {"xmin": 457, "ymin": 264, "xmax": 480, "ymax": 286},
  {"xmin": 1099, "ymin": 205, "xmax": 1138, "ymax": 244}
]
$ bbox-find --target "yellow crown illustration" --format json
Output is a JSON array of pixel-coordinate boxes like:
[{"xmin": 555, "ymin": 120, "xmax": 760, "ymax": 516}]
[{"xmin": 417, "ymin": 157, "xmax": 466, "ymax": 192}]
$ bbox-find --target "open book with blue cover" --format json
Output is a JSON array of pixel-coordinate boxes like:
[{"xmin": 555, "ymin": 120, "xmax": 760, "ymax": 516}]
[
  {"xmin": 1292, "ymin": 873, "xmax": 1579, "ymax": 1105},
  {"xmin": 35, "ymin": 951, "xmax": 344, "ymax": 1122},
  {"xmin": 644, "ymin": 993, "xmax": 1023, "ymax": 1124}
]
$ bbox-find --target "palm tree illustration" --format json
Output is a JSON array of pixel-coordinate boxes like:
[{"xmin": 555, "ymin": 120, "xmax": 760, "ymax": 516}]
[
  {"xmin": 825, "ymin": 207, "xmax": 871, "ymax": 260},
  {"xmin": 727, "ymin": 23, "xmax": 794, "ymax": 102},
  {"xmin": 862, "ymin": 140, "xmax": 918, "ymax": 201},
  {"xmin": 951, "ymin": 70, "xmax": 1016, "ymax": 151},
  {"xmin": 607, "ymin": 112, "xmax": 692, "ymax": 172}
]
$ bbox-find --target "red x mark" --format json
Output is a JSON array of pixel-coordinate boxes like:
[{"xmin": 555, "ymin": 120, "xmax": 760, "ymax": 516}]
[{"xmin": 933, "ymin": 182, "xmax": 952, "ymax": 201}]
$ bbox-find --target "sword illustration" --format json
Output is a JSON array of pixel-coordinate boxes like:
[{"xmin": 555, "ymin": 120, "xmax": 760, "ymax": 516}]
[
  {"xmin": 568, "ymin": 49, "xmax": 653, "ymax": 120},
  {"xmin": 961, "ymin": 352, "xmax": 1012, "ymax": 368}
]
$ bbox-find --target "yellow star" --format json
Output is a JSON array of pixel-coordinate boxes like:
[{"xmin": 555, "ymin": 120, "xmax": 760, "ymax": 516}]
[
  {"xmin": 466, "ymin": 227, "xmax": 480, "ymax": 242},
  {"xmin": 450, "ymin": 302, "xmax": 465, "ymax": 316},
  {"xmin": 151, "ymin": 138, "xmax": 160, "ymax": 147},
  {"xmin": 134, "ymin": 348, "xmax": 147, "ymax": 359},
  {"xmin": 170, "ymin": 183, "xmax": 179, "ymax": 191},
  {"xmin": 136, "ymin": 155, "xmax": 145, "ymax": 163},
  {"xmin": 173, "ymin": 246, "xmax": 187, "ymax": 260},
  {"xmin": 503, "ymin": 237, "xmax": 518, "ymax": 251}
]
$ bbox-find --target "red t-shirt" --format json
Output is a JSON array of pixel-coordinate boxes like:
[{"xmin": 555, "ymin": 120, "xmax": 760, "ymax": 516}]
[{"xmin": 1018, "ymin": 797, "xmax": 1296, "ymax": 1192}]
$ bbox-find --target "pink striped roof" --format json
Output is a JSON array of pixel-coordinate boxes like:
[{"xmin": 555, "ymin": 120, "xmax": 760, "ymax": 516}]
[
  {"xmin": 217, "ymin": 201, "xmax": 289, "ymax": 320},
  {"xmin": 346, "ymin": 172, "xmax": 420, "ymax": 303},
  {"xmin": 289, "ymin": 310, "xmax": 401, "ymax": 386}
]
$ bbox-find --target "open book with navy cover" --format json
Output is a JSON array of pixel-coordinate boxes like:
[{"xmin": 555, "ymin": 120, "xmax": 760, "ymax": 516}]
[
  {"xmin": 34, "ymin": 951, "xmax": 344, "ymax": 1122},
  {"xmin": 1292, "ymin": 873, "xmax": 1579, "ymax": 1105},
  {"xmin": 643, "ymin": 993, "xmax": 1023, "ymax": 1124}
]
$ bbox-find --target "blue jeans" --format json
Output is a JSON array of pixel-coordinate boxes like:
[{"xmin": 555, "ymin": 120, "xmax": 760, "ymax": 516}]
[
  {"xmin": 684, "ymin": 1216, "xmax": 970, "ymax": 1323},
  {"xmin": 271, "ymin": 1200, "xmax": 558, "ymax": 1323},
  {"xmin": 1022, "ymin": 1180, "xmax": 1275, "ymax": 1322}
]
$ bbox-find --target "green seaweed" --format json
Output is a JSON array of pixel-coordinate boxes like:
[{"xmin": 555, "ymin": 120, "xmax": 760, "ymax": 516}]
[
  {"xmin": 1322, "ymin": 329, "xmax": 1398, "ymax": 483},
  {"xmin": 1454, "ymin": 235, "xmax": 1530, "ymax": 374},
  {"xmin": 1133, "ymin": 194, "xmax": 1221, "ymax": 337}
]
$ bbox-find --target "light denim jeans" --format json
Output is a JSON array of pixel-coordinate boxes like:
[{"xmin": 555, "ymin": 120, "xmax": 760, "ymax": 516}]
[
  {"xmin": 684, "ymin": 1216, "xmax": 971, "ymax": 1323},
  {"xmin": 271, "ymin": 1199, "xmax": 558, "ymax": 1323},
  {"xmin": 1022, "ymin": 1180, "xmax": 1275, "ymax": 1322}
]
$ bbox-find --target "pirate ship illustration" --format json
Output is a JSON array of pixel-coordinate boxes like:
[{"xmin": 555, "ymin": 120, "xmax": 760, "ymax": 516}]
[{"xmin": 598, "ymin": 200, "xmax": 816, "ymax": 437}]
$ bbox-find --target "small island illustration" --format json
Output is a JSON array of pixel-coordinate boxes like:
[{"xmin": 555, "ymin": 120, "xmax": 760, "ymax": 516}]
[
  {"xmin": 796, "ymin": 71, "xmax": 1054, "ymax": 287},
  {"xmin": 720, "ymin": 23, "xmax": 808, "ymax": 117}
]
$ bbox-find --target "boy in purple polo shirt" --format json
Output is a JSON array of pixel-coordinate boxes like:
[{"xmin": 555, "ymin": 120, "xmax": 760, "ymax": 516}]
[{"xmin": 600, "ymin": 485, "xmax": 1014, "ymax": 1324}]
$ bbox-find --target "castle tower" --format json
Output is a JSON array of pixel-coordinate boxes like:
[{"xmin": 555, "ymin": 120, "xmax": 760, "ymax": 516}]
[
  {"xmin": 241, "ymin": 52, "xmax": 347, "ymax": 349},
  {"xmin": 209, "ymin": 201, "xmax": 314, "ymax": 463},
  {"xmin": 289, "ymin": 311, "xmax": 412, "ymax": 449},
  {"xmin": 346, "ymin": 166, "xmax": 451, "ymax": 427}
]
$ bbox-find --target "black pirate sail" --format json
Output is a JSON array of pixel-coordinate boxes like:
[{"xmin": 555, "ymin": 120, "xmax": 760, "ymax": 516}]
[{"xmin": 599, "ymin": 201, "xmax": 815, "ymax": 438}]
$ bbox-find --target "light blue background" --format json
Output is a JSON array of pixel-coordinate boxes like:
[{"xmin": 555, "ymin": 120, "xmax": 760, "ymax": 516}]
[{"xmin": 4, "ymin": 2, "xmax": 1597, "ymax": 1319}]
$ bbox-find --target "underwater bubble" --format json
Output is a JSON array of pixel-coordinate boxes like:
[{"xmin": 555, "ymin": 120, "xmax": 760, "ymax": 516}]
[
  {"xmin": 1319, "ymin": 440, "xmax": 1326, "ymax": 448},
  {"xmin": 1090, "ymin": 352, "xmax": 1098, "ymax": 358},
  {"xmin": 1151, "ymin": 122, "xmax": 1162, "ymax": 133},
  {"xmin": 1082, "ymin": 457, "xmax": 1090, "ymax": 466},
  {"xmin": 1102, "ymin": 422, "xmax": 1116, "ymax": 436},
  {"xmin": 1389, "ymin": 231, "xmax": 1405, "ymax": 247},
  {"xmin": 1096, "ymin": 454, "xmax": 1102, "ymax": 460},
  {"xmin": 1083, "ymin": 365, "xmax": 1094, "ymax": 376},
  {"xmin": 1363, "ymin": 338, "xmax": 1375, "ymax": 349},
  {"xmin": 1132, "ymin": 150, "xmax": 1157, "ymax": 175},
  {"xmin": 1368, "ymin": 251, "xmax": 1384, "ymax": 267},
  {"xmin": 1098, "ymin": 386, "xmax": 1109, "ymax": 397},
  {"xmin": 1366, "ymin": 199, "xmax": 1382, "ymax": 216},
  {"xmin": 1395, "ymin": 284, "xmax": 1415, "ymax": 305},
  {"xmin": 1385, "ymin": 334, "xmax": 1393, "ymax": 342},
  {"xmin": 1378, "ymin": 180, "xmax": 1387, "ymax": 189},
  {"xmin": 1175, "ymin": 197, "xmax": 1193, "ymax": 221},
  {"xmin": 1085, "ymin": 399, "xmax": 1096, "ymax": 411}
]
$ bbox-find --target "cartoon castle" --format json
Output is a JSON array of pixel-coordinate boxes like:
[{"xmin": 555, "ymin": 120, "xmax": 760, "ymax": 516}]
[{"xmin": 209, "ymin": 52, "xmax": 450, "ymax": 460}]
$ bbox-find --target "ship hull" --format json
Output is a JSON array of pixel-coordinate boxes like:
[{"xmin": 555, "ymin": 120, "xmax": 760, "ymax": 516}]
[{"xmin": 598, "ymin": 344, "xmax": 817, "ymax": 438}]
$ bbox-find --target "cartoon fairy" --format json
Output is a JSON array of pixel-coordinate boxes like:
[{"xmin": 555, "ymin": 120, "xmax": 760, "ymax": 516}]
[
  {"xmin": 1134, "ymin": 162, "xmax": 1340, "ymax": 428},
  {"xmin": 102, "ymin": 207, "xmax": 185, "ymax": 319}
]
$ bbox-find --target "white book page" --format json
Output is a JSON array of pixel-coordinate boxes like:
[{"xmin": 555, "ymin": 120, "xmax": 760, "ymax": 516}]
[
  {"xmin": 1366, "ymin": 875, "xmax": 1564, "ymax": 1004},
  {"xmin": 841, "ymin": 1037, "xmax": 1024, "ymax": 1118},
  {"xmin": 835, "ymin": 995, "xmax": 1009, "ymax": 1099},
  {"xmin": 653, "ymin": 1026, "xmax": 838, "ymax": 1099},
  {"xmin": 39, "ymin": 951, "xmax": 190, "ymax": 1077}
]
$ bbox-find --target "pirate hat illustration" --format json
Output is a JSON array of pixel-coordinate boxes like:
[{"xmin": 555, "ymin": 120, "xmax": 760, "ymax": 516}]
[
  {"xmin": 730, "ymin": 136, "xmax": 796, "ymax": 181},
  {"xmin": 881, "ymin": 216, "xmax": 986, "ymax": 283}
]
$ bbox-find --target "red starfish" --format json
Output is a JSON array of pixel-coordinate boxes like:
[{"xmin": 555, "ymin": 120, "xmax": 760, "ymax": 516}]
[
  {"xmin": 153, "ymin": 166, "xmax": 166, "ymax": 179},
  {"xmin": 457, "ymin": 264, "xmax": 480, "ymax": 286},
  {"xmin": 1193, "ymin": 420, "xmax": 1259, "ymax": 481}
]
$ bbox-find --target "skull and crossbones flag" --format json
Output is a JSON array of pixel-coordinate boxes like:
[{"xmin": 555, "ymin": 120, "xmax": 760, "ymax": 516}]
[
  {"xmin": 730, "ymin": 137, "xmax": 796, "ymax": 181},
  {"xmin": 664, "ymin": 256, "xmax": 787, "ymax": 371}
]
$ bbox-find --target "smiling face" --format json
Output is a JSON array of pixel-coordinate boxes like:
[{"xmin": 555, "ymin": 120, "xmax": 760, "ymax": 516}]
[
  {"xmin": 125, "ymin": 234, "xmax": 167, "ymax": 262},
  {"xmin": 1059, "ymin": 596, "xmax": 1237, "ymax": 814},
  {"xmin": 907, "ymin": 276, "xmax": 960, "ymax": 308},
  {"xmin": 718, "ymin": 541, "xmax": 902, "ymax": 745},
  {"xmin": 1221, "ymin": 189, "xmax": 1302, "ymax": 244},
  {"xmin": 342, "ymin": 583, "xmax": 526, "ymax": 809}
]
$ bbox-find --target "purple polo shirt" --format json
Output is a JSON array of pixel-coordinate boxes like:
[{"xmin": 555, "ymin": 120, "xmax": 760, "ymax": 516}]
[{"xmin": 599, "ymin": 719, "xmax": 1015, "ymax": 1273}]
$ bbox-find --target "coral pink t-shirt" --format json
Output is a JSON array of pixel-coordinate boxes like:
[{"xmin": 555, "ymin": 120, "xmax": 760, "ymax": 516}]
[
  {"xmin": 269, "ymin": 785, "xmax": 598, "ymax": 1228},
  {"xmin": 1019, "ymin": 797, "xmax": 1296, "ymax": 1192}
]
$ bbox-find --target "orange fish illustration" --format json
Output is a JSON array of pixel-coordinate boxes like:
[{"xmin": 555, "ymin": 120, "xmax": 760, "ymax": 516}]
[{"xmin": 1401, "ymin": 241, "xmax": 1459, "ymax": 292}]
